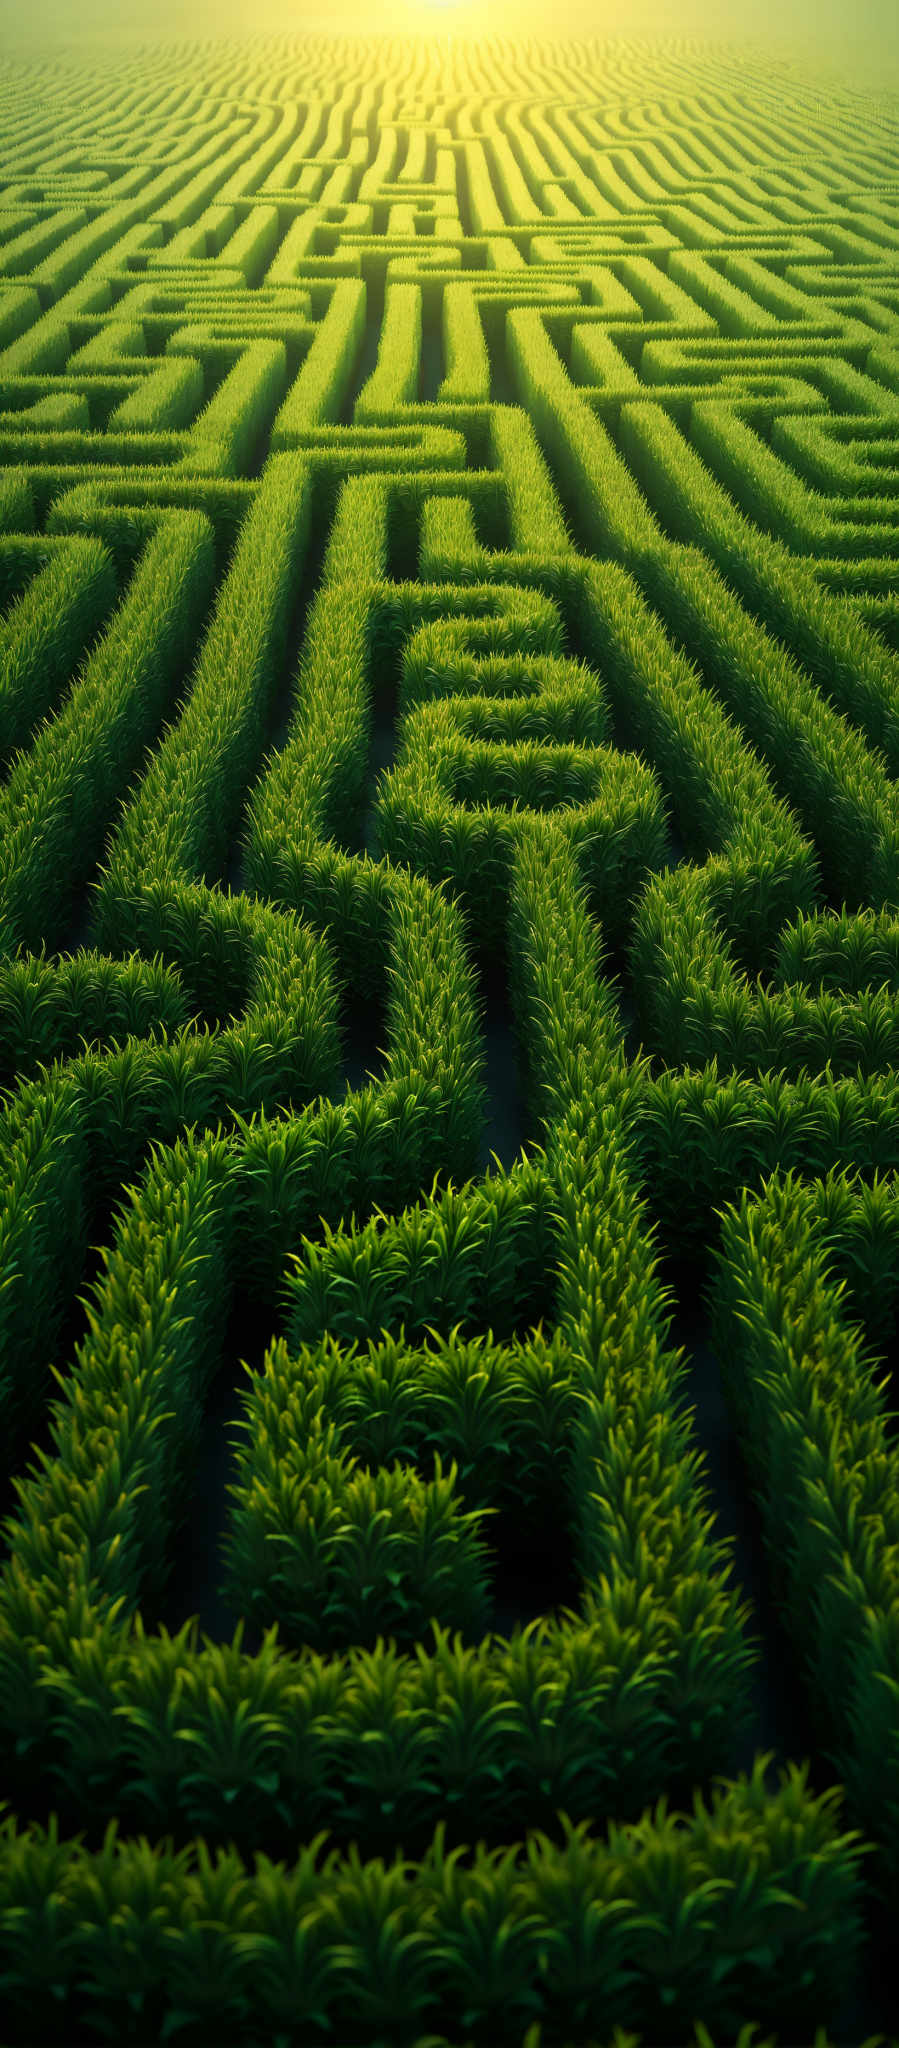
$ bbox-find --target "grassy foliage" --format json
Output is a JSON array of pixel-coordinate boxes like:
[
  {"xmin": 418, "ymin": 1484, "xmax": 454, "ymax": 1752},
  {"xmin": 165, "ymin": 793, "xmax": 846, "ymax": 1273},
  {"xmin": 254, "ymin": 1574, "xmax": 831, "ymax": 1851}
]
[{"xmin": 0, "ymin": 28, "xmax": 899, "ymax": 2046}]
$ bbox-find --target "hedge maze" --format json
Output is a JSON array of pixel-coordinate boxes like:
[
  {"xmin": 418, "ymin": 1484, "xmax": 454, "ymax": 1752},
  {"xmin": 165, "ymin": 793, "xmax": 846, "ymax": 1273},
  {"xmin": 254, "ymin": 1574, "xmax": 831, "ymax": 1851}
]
[{"xmin": 2, "ymin": 31, "xmax": 899, "ymax": 2046}]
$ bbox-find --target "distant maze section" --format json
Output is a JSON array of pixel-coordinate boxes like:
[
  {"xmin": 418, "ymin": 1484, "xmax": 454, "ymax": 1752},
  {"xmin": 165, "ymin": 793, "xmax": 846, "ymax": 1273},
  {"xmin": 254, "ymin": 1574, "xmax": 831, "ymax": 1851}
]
[{"xmin": 3, "ymin": 33, "xmax": 899, "ymax": 2047}]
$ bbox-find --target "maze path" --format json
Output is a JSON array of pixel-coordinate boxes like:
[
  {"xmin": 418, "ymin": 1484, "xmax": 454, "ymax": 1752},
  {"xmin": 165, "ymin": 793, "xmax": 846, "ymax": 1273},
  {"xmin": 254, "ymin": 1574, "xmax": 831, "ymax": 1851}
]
[{"xmin": 1, "ymin": 31, "xmax": 899, "ymax": 2046}]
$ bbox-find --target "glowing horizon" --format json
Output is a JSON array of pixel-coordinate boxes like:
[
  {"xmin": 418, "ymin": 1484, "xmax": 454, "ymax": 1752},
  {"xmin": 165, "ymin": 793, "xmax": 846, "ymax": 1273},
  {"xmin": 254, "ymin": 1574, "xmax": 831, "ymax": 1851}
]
[{"xmin": 0, "ymin": 0, "xmax": 896, "ymax": 91}]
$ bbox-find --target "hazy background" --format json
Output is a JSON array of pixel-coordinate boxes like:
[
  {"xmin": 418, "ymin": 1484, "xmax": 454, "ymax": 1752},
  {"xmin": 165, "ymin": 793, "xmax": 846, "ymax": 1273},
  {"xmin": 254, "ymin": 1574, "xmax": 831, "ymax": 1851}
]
[{"xmin": 1, "ymin": 0, "xmax": 897, "ymax": 91}]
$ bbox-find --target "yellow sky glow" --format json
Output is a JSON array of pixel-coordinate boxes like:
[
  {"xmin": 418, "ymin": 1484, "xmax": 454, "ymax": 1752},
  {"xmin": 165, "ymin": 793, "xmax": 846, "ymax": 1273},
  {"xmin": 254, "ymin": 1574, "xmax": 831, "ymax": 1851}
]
[{"xmin": 0, "ymin": 0, "xmax": 896, "ymax": 90}]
